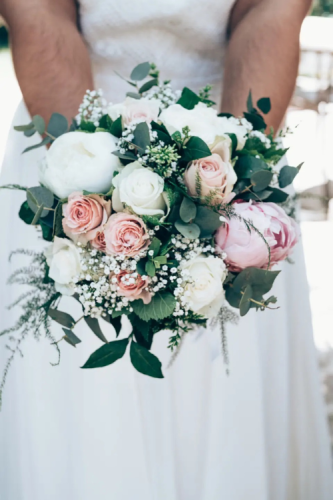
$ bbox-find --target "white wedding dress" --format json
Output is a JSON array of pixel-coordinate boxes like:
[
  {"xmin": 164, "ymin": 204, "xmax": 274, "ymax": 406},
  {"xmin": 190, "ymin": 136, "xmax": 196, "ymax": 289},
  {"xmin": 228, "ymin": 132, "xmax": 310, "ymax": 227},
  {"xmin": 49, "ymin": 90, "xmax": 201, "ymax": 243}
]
[{"xmin": 0, "ymin": 1, "xmax": 333, "ymax": 499}]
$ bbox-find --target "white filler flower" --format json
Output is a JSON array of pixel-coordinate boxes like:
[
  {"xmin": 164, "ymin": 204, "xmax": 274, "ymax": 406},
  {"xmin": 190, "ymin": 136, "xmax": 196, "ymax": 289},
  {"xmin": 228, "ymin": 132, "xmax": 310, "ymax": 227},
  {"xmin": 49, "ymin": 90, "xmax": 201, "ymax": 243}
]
[{"xmin": 39, "ymin": 131, "xmax": 121, "ymax": 199}]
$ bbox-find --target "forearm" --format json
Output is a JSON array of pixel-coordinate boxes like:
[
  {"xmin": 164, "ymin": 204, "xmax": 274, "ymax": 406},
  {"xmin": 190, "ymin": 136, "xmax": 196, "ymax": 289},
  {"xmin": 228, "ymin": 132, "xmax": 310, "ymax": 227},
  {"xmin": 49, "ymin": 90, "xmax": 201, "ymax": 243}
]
[
  {"xmin": 222, "ymin": 0, "xmax": 310, "ymax": 131},
  {"xmin": 1, "ymin": 0, "xmax": 93, "ymax": 122}
]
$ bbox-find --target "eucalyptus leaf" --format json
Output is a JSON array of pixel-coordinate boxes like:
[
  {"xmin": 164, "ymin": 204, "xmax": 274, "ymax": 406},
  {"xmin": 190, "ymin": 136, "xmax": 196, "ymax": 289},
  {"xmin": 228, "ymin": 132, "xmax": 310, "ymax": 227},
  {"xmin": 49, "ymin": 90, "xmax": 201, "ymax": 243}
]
[
  {"xmin": 278, "ymin": 165, "xmax": 299, "ymax": 188},
  {"xmin": 32, "ymin": 115, "xmax": 46, "ymax": 135},
  {"xmin": 235, "ymin": 156, "xmax": 269, "ymax": 179},
  {"xmin": 175, "ymin": 220, "xmax": 200, "ymax": 239},
  {"xmin": 126, "ymin": 92, "xmax": 141, "ymax": 99},
  {"xmin": 130, "ymin": 62, "xmax": 151, "ymax": 81},
  {"xmin": 48, "ymin": 308, "xmax": 75, "ymax": 329},
  {"xmin": 194, "ymin": 206, "xmax": 222, "ymax": 237},
  {"xmin": 130, "ymin": 341, "xmax": 164, "ymax": 378},
  {"xmin": 139, "ymin": 78, "xmax": 158, "ymax": 93},
  {"xmin": 24, "ymin": 128, "xmax": 37, "ymax": 137},
  {"xmin": 251, "ymin": 170, "xmax": 273, "ymax": 192},
  {"xmin": 84, "ymin": 316, "xmax": 108, "ymax": 343},
  {"xmin": 31, "ymin": 203, "xmax": 44, "ymax": 225},
  {"xmin": 179, "ymin": 196, "xmax": 197, "ymax": 223},
  {"xmin": 133, "ymin": 121, "xmax": 150, "ymax": 151},
  {"xmin": 27, "ymin": 186, "xmax": 54, "ymax": 218},
  {"xmin": 113, "ymin": 150, "xmax": 137, "ymax": 161},
  {"xmin": 81, "ymin": 338, "xmax": 128, "ymax": 369},
  {"xmin": 132, "ymin": 292, "xmax": 176, "ymax": 322},
  {"xmin": 23, "ymin": 137, "xmax": 51, "ymax": 153},
  {"xmin": 14, "ymin": 122, "xmax": 34, "ymax": 132},
  {"xmin": 47, "ymin": 113, "xmax": 68, "ymax": 138},
  {"xmin": 239, "ymin": 285, "xmax": 253, "ymax": 316},
  {"xmin": 265, "ymin": 187, "xmax": 289, "ymax": 203}
]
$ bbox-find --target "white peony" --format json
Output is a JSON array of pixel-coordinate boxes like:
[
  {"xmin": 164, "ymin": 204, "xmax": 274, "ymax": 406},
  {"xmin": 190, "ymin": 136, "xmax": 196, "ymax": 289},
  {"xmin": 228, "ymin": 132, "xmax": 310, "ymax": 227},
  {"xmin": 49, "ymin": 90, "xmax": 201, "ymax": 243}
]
[
  {"xmin": 108, "ymin": 97, "xmax": 160, "ymax": 126},
  {"xmin": 112, "ymin": 161, "xmax": 167, "ymax": 216},
  {"xmin": 159, "ymin": 102, "xmax": 222, "ymax": 145},
  {"xmin": 216, "ymin": 116, "xmax": 253, "ymax": 150},
  {"xmin": 181, "ymin": 255, "xmax": 227, "ymax": 318},
  {"xmin": 45, "ymin": 237, "xmax": 81, "ymax": 296},
  {"xmin": 39, "ymin": 131, "xmax": 121, "ymax": 199}
]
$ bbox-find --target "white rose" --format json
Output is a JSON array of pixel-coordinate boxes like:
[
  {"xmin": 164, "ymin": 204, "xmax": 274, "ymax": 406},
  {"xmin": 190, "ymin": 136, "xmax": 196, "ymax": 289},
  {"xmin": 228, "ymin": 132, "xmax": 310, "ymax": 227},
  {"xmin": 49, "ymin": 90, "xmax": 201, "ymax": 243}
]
[
  {"xmin": 39, "ymin": 131, "xmax": 121, "ymax": 199},
  {"xmin": 216, "ymin": 116, "xmax": 253, "ymax": 150},
  {"xmin": 181, "ymin": 255, "xmax": 227, "ymax": 318},
  {"xmin": 45, "ymin": 237, "xmax": 81, "ymax": 296},
  {"xmin": 159, "ymin": 102, "xmax": 223, "ymax": 145},
  {"xmin": 108, "ymin": 97, "xmax": 160, "ymax": 126},
  {"xmin": 112, "ymin": 161, "xmax": 167, "ymax": 216}
]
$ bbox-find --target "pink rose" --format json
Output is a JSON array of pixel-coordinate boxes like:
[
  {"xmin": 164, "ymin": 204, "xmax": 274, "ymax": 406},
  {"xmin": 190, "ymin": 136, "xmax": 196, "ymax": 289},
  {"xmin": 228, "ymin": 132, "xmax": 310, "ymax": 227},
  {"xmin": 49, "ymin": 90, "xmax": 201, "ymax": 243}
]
[
  {"xmin": 108, "ymin": 97, "xmax": 160, "ymax": 126},
  {"xmin": 215, "ymin": 201, "xmax": 299, "ymax": 271},
  {"xmin": 184, "ymin": 146, "xmax": 237, "ymax": 205},
  {"xmin": 104, "ymin": 212, "xmax": 150, "ymax": 256},
  {"xmin": 113, "ymin": 270, "xmax": 152, "ymax": 304},
  {"xmin": 62, "ymin": 192, "xmax": 111, "ymax": 244},
  {"xmin": 90, "ymin": 230, "xmax": 106, "ymax": 252}
]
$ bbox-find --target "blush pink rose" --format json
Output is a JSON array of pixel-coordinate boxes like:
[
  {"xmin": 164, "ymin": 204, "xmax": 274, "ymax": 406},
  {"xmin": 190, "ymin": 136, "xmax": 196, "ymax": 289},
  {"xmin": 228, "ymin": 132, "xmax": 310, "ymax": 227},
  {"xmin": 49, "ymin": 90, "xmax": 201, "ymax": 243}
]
[
  {"xmin": 90, "ymin": 230, "xmax": 106, "ymax": 252},
  {"xmin": 62, "ymin": 192, "xmax": 111, "ymax": 244},
  {"xmin": 113, "ymin": 270, "xmax": 152, "ymax": 304},
  {"xmin": 108, "ymin": 97, "xmax": 160, "ymax": 127},
  {"xmin": 104, "ymin": 212, "xmax": 150, "ymax": 256},
  {"xmin": 215, "ymin": 201, "xmax": 299, "ymax": 271},
  {"xmin": 184, "ymin": 152, "xmax": 237, "ymax": 205}
]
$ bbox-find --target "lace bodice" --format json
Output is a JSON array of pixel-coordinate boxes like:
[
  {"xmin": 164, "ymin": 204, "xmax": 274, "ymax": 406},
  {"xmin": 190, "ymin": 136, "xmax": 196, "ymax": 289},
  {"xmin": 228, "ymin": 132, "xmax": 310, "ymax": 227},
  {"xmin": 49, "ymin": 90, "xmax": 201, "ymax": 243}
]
[{"xmin": 79, "ymin": 0, "xmax": 236, "ymax": 103}]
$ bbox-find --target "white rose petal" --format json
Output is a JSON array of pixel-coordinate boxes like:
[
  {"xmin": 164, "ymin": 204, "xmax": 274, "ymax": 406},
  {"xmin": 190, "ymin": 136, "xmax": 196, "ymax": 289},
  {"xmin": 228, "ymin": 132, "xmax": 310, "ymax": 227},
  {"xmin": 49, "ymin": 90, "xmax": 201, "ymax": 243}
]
[
  {"xmin": 45, "ymin": 237, "xmax": 81, "ymax": 296},
  {"xmin": 108, "ymin": 97, "xmax": 160, "ymax": 126},
  {"xmin": 112, "ymin": 161, "xmax": 167, "ymax": 216},
  {"xmin": 39, "ymin": 131, "xmax": 121, "ymax": 199},
  {"xmin": 216, "ymin": 116, "xmax": 253, "ymax": 150},
  {"xmin": 180, "ymin": 255, "xmax": 227, "ymax": 318}
]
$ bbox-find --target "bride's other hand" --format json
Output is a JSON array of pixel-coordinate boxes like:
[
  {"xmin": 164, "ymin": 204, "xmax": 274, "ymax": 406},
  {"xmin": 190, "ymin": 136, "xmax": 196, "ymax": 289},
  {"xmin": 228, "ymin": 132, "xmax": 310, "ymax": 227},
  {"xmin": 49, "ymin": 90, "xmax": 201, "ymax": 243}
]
[
  {"xmin": 222, "ymin": 0, "xmax": 312, "ymax": 132},
  {"xmin": 0, "ymin": 0, "xmax": 93, "ymax": 124}
]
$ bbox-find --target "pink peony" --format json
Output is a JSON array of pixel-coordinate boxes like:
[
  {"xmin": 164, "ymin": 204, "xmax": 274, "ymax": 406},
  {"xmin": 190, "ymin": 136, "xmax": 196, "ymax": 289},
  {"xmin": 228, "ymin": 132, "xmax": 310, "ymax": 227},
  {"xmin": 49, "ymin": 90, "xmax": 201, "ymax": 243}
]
[
  {"xmin": 113, "ymin": 270, "xmax": 151, "ymax": 304},
  {"xmin": 62, "ymin": 192, "xmax": 111, "ymax": 244},
  {"xmin": 104, "ymin": 212, "xmax": 150, "ymax": 256},
  {"xmin": 215, "ymin": 201, "xmax": 299, "ymax": 271},
  {"xmin": 184, "ymin": 150, "xmax": 237, "ymax": 205}
]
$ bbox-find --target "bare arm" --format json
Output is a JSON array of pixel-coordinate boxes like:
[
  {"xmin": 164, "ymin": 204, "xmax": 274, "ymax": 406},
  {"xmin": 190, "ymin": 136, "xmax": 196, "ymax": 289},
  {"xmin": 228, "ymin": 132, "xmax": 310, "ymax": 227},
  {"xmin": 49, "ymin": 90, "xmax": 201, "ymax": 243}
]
[
  {"xmin": 222, "ymin": 0, "xmax": 312, "ymax": 131},
  {"xmin": 0, "ymin": 0, "xmax": 93, "ymax": 122}
]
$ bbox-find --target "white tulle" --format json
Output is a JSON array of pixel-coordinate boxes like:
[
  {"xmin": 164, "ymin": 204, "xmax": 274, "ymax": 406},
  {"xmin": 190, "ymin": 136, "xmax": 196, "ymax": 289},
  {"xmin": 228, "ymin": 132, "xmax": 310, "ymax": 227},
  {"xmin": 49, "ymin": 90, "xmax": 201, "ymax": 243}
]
[{"xmin": 1, "ymin": 0, "xmax": 333, "ymax": 498}]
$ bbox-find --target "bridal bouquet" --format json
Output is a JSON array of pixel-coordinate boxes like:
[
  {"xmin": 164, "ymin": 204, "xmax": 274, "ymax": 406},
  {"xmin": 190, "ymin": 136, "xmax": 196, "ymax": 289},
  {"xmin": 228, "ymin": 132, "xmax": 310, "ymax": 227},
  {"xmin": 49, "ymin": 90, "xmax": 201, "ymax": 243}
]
[{"xmin": 1, "ymin": 62, "xmax": 300, "ymax": 386}]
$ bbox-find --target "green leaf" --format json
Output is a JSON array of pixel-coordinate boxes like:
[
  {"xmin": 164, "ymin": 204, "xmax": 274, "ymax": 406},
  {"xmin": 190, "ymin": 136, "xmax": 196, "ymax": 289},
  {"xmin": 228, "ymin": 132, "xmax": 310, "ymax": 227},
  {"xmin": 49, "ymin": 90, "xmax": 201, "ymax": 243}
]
[
  {"xmin": 130, "ymin": 341, "xmax": 164, "ymax": 378},
  {"xmin": 265, "ymin": 187, "xmax": 289, "ymax": 203},
  {"xmin": 148, "ymin": 237, "xmax": 162, "ymax": 257},
  {"xmin": 19, "ymin": 201, "xmax": 34, "ymax": 225},
  {"xmin": 177, "ymin": 87, "xmax": 200, "ymax": 110},
  {"xmin": 24, "ymin": 127, "xmax": 37, "ymax": 137},
  {"xmin": 98, "ymin": 114, "xmax": 113, "ymax": 130},
  {"xmin": 133, "ymin": 121, "xmax": 150, "ymax": 151},
  {"xmin": 247, "ymin": 90, "xmax": 254, "ymax": 113},
  {"xmin": 235, "ymin": 156, "xmax": 269, "ymax": 179},
  {"xmin": 22, "ymin": 137, "xmax": 51, "ymax": 153},
  {"xmin": 101, "ymin": 314, "xmax": 122, "ymax": 337},
  {"xmin": 53, "ymin": 200, "xmax": 66, "ymax": 238},
  {"xmin": 113, "ymin": 150, "xmax": 137, "ymax": 161},
  {"xmin": 110, "ymin": 116, "xmax": 123, "ymax": 138},
  {"xmin": 175, "ymin": 220, "xmax": 200, "ymax": 239},
  {"xmin": 179, "ymin": 196, "xmax": 197, "ymax": 223},
  {"xmin": 251, "ymin": 170, "xmax": 273, "ymax": 192},
  {"xmin": 14, "ymin": 122, "xmax": 34, "ymax": 132},
  {"xmin": 126, "ymin": 92, "xmax": 141, "ymax": 99},
  {"xmin": 129, "ymin": 314, "xmax": 153, "ymax": 349},
  {"xmin": 62, "ymin": 328, "xmax": 81, "ymax": 347},
  {"xmin": 32, "ymin": 115, "xmax": 46, "ymax": 135},
  {"xmin": 145, "ymin": 260, "xmax": 156, "ymax": 277},
  {"xmin": 27, "ymin": 186, "xmax": 54, "ymax": 218},
  {"xmin": 257, "ymin": 97, "xmax": 271, "ymax": 114},
  {"xmin": 227, "ymin": 133, "xmax": 238, "ymax": 154},
  {"xmin": 181, "ymin": 136, "xmax": 211, "ymax": 163},
  {"xmin": 40, "ymin": 221, "xmax": 53, "ymax": 241},
  {"xmin": 31, "ymin": 203, "xmax": 44, "ymax": 225},
  {"xmin": 136, "ymin": 258, "xmax": 147, "ymax": 276},
  {"xmin": 139, "ymin": 78, "xmax": 159, "ymax": 93},
  {"xmin": 194, "ymin": 205, "xmax": 222, "ymax": 237},
  {"xmin": 217, "ymin": 112, "xmax": 234, "ymax": 118},
  {"xmin": 130, "ymin": 62, "xmax": 151, "ymax": 81},
  {"xmin": 84, "ymin": 316, "xmax": 108, "ymax": 343},
  {"xmin": 47, "ymin": 113, "xmax": 68, "ymax": 138},
  {"xmin": 48, "ymin": 308, "xmax": 75, "ymax": 328},
  {"xmin": 278, "ymin": 165, "xmax": 299, "ymax": 189},
  {"xmin": 132, "ymin": 292, "xmax": 176, "ymax": 322},
  {"xmin": 80, "ymin": 120, "xmax": 96, "ymax": 133},
  {"xmin": 81, "ymin": 339, "xmax": 129, "ymax": 369},
  {"xmin": 154, "ymin": 255, "xmax": 167, "ymax": 265},
  {"xmin": 239, "ymin": 285, "xmax": 253, "ymax": 316},
  {"xmin": 233, "ymin": 267, "xmax": 280, "ymax": 296},
  {"xmin": 243, "ymin": 112, "xmax": 266, "ymax": 131}
]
